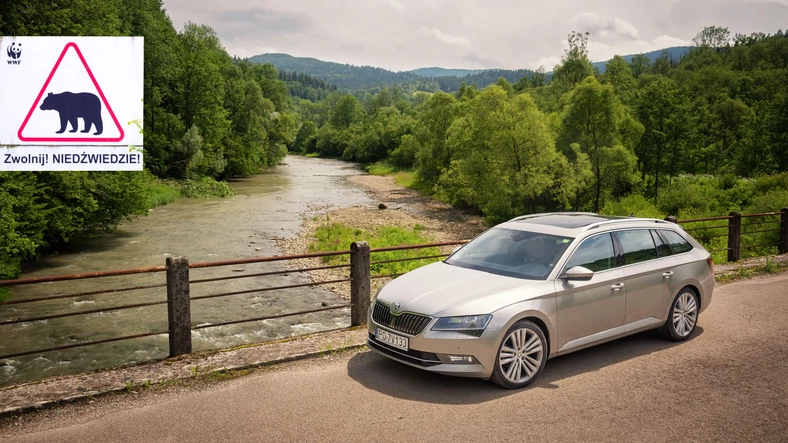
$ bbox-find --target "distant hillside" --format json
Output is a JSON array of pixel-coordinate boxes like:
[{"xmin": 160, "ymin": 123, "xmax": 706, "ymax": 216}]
[
  {"xmin": 248, "ymin": 53, "xmax": 422, "ymax": 90},
  {"xmin": 250, "ymin": 47, "xmax": 693, "ymax": 92},
  {"xmin": 433, "ymin": 69, "xmax": 536, "ymax": 91},
  {"xmin": 592, "ymin": 46, "xmax": 692, "ymax": 73},
  {"xmin": 410, "ymin": 67, "xmax": 492, "ymax": 77}
]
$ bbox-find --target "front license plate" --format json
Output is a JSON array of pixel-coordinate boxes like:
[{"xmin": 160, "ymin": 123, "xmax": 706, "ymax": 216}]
[{"xmin": 377, "ymin": 328, "xmax": 409, "ymax": 351}]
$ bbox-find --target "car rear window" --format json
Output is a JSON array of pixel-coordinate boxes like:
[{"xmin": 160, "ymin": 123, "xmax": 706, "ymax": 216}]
[
  {"xmin": 651, "ymin": 230, "xmax": 674, "ymax": 257},
  {"xmin": 660, "ymin": 230, "xmax": 694, "ymax": 254},
  {"xmin": 616, "ymin": 229, "xmax": 659, "ymax": 265}
]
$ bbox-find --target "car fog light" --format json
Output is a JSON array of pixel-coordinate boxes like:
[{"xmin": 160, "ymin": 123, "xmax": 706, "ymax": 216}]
[{"xmin": 447, "ymin": 355, "xmax": 474, "ymax": 363}]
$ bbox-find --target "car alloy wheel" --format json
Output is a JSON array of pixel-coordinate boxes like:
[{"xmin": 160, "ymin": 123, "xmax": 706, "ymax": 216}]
[
  {"xmin": 662, "ymin": 288, "xmax": 699, "ymax": 341},
  {"xmin": 490, "ymin": 320, "xmax": 546, "ymax": 389}
]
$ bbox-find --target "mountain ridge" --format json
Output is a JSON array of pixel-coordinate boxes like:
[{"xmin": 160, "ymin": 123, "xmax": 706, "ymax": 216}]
[{"xmin": 249, "ymin": 46, "xmax": 692, "ymax": 91}]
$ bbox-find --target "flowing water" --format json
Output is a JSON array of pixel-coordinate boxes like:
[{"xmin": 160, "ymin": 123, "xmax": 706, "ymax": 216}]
[{"xmin": 0, "ymin": 156, "xmax": 373, "ymax": 386}]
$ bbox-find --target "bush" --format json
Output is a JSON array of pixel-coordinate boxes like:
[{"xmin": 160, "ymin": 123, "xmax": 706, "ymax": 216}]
[
  {"xmin": 161, "ymin": 177, "xmax": 235, "ymax": 198},
  {"xmin": 601, "ymin": 194, "xmax": 665, "ymax": 219}
]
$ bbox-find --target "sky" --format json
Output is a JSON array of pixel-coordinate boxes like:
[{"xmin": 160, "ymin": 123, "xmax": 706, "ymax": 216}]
[{"xmin": 161, "ymin": 0, "xmax": 788, "ymax": 72}]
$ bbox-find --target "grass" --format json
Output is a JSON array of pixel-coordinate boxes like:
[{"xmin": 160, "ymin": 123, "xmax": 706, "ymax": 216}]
[
  {"xmin": 145, "ymin": 181, "xmax": 180, "ymax": 209},
  {"xmin": 365, "ymin": 161, "xmax": 435, "ymax": 195},
  {"xmin": 307, "ymin": 223, "xmax": 443, "ymax": 276},
  {"xmin": 0, "ymin": 288, "xmax": 11, "ymax": 303},
  {"xmin": 715, "ymin": 257, "xmax": 788, "ymax": 283}
]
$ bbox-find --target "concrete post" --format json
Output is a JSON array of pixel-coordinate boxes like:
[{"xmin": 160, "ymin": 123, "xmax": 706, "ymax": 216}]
[
  {"xmin": 665, "ymin": 215, "xmax": 678, "ymax": 224},
  {"xmin": 166, "ymin": 256, "xmax": 192, "ymax": 357},
  {"xmin": 350, "ymin": 241, "xmax": 370, "ymax": 327},
  {"xmin": 728, "ymin": 212, "xmax": 741, "ymax": 263},
  {"xmin": 780, "ymin": 208, "xmax": 788, "ymax": 255}
]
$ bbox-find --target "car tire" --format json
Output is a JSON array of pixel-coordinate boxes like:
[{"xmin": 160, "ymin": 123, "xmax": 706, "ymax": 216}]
[
  {"xmin": 660, "ymin": 287, "xmax": 699, "ymax": 341},
  {"xmin": 490, "ymin": 320, "xmax": 547, "ymax": 389}
]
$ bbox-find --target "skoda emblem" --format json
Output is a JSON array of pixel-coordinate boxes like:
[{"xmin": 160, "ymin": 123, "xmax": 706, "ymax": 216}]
[{"xmin": 393, "ymin": 302, "xmax": 402, "ymax": 312}]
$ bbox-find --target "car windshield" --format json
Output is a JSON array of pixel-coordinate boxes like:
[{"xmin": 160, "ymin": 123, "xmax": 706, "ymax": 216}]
[{"xmin": 445, "ymin": 227, "xmax": 574, "ymax": 280}]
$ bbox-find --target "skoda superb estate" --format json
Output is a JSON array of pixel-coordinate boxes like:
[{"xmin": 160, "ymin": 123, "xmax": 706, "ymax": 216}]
[{"xmin": 367, "ymin": 213, "xmax": 715, "ymax": 389}]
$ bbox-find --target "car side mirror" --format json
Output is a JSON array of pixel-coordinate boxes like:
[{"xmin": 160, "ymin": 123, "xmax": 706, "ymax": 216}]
[{"xmin": 562, "ymin": 266, "xmax": 594, "ymax": 281}]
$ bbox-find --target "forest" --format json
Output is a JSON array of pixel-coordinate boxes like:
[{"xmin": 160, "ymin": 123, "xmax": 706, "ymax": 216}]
[
  {"xmin": 291, "ymin": 27, "xmax": 788, "ymax": 233},
  {"xmin": 0, "ymin": 0, "xmax": 296, "ymax": 284}
]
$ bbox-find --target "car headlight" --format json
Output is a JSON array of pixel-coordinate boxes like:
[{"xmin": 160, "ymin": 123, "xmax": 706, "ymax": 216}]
[{"xmin": 432, "ymin": 315, "xmax": 492, "ymax": 337}]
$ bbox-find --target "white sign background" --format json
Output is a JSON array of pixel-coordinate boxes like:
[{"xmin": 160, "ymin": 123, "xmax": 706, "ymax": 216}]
[{"xmin": 0, "ymin": 36, "xmax": 144, "ymax": 171}]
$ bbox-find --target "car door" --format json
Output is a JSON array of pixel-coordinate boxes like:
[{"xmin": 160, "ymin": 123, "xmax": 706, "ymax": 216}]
[
  {"xmin": 614, "ymin": 229, "xmax": 672, "ymax": 331},
  {"xmin": 554, "ymin": 232, "xmax": 626, "ymax": 353}
]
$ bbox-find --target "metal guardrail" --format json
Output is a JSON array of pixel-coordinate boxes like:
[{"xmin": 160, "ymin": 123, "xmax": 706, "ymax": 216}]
[
  {"xmin": 668, "ymin": 208, "xmax": 788, "ymax": 261},
  {"xmin": 0, "ymin": 240, "xmax": 465, "ymax": 362}
]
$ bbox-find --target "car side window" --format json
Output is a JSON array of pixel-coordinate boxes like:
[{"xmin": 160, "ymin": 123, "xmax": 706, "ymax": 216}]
[
  {"xmin": 660, "ymin": 230, "xmax": 694, "ymax": 254},
  {"xmin": 651, "ymin": 230, "xmax": 674, "ymax": 257},
  {"xmin": 616, "ymin": 229, "xmax": 659, "ymax": 265},
  {"xmin": 564, "ymin": 233, "xmax": 616, "ymax": 272}
]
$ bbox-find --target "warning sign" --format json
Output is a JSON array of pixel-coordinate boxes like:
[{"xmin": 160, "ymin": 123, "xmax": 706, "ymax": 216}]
[{"xmin": 0, "ymin": 36, "xmax": 143, "ymax": 171}]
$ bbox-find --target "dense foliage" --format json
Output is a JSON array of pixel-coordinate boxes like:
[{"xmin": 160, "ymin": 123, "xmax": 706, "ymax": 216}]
[
  {"xmin": 292, "ymin": 27, "xmax": 788, "ymax": 232},
  {"xmin": 0, "ymin": 0, "xmax": 294, "ymax": 281}
]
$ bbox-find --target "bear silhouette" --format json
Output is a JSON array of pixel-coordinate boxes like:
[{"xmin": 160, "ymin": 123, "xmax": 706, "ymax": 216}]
[{"xmin": 39, "ymin": 92, "xmax": 103, "ymax": 135}]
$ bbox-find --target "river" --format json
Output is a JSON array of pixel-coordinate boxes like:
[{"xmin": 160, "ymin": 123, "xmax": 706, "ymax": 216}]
[{"xmin": 0, "ymin": 156, "xmax": 373, "ymax": 386}]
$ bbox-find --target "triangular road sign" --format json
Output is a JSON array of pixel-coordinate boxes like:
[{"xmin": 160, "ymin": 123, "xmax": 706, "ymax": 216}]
[{"xmin": 17, "ymin": 42, "xmax": 125, "ymax": 143}]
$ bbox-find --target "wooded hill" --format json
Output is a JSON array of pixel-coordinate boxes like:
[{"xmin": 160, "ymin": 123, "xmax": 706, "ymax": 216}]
[{"xmin": 249, "ymin": 47, "xmax": 692, "ymax": 92}]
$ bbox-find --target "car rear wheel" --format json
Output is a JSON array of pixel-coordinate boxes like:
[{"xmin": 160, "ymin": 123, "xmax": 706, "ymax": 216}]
[
  {"xmin": 661, "ymin": 287, "xmax": 699, "ymax": 341},
  {"xmin": 490, "ymin": 320, "xmax": 546, "ymax": 389}
]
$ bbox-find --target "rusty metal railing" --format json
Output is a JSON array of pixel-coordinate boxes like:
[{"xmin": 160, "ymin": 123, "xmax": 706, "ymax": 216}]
[
  {"xmin": 0, "ymin": 240, "xmax": 465, "ymax": 364},
  {"xmin": 670, "ymin": 209, "xmax": 788, "ymax": 261}
]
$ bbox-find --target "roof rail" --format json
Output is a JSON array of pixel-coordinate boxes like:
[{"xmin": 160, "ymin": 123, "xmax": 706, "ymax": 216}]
[
  {"xmin": 507, "ymin": 212, "xmax": 599, "ymax": 223},
  {"xmin": 583, "ymin": 218, "xmax": 671, "ymax": 231}
]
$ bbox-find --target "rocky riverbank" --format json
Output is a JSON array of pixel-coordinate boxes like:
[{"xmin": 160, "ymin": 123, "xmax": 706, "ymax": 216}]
[{"xmin": 274, "ymin": 173, "xmax": 487, "ymax": 298}]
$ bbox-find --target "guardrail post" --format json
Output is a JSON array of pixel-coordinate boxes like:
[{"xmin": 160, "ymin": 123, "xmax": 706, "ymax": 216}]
[
  {"xmin": 728, "ymin": 212, "xmax": 741, "ymax": 262},
  {"xmin": 780, "ymin": 207, "xmax": 788, "ymax": 255},
  {"xmin": 166, "ymin": 256, "xmax": 192, "ymax": 357},
  {"xmin": 665, "ymin": 215, "xmax": 677, "ymax": 224},
  {"xmin": 350, "ymin": 241, "xmax": 370, "ymax": 327}
]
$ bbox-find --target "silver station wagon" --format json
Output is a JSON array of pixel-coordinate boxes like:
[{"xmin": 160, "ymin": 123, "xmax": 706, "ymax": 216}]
[{"xmin": 367, "ymin": 213, "xmax": 715, "ymax": 388}]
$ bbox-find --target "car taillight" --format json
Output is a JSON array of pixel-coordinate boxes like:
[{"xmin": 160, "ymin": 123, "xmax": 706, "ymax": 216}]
[{"xmin": 707, "ymin": 256, "xmax": 714, "ymax": 274}]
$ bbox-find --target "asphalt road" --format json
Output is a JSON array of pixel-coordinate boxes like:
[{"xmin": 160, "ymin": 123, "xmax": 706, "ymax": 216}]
[{"xmin": 2, "ymin": 273, "xmax": 787, "ymax": 442}]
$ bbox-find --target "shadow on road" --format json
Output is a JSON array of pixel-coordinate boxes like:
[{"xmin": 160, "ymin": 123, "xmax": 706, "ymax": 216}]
[{"xmin": 347, "ymin": 327, "xmax": 704, "ymax": 405}]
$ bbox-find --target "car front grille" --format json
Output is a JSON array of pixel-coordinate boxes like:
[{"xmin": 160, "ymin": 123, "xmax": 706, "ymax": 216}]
[
  {"xmin": 371, "ymin": 301, "xmax": 432, "ymax": 336},
  {"xmin": 367, "ymin": 334, "xmax": 442, "ymax": 367}
]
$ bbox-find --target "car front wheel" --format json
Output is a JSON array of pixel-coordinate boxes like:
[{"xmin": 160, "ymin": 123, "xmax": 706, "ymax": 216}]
[{"xmin": 490, "ymin": 320, "xmax": 547, "ymax": 389}]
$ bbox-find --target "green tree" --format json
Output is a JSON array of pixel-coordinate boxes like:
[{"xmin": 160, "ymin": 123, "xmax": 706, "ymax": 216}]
[
  {"xmin": 693, "ymin": 25, "xmax": 731, "ymax": 49},
  {"xmin": 559, "ymin": 77, "xmax": 642, "ymax": 211},
  {"xmin": 604, "ymin": 55, "xmax": 636, "ymax": 104},
  {"xmin": 551, "ymin": 31, "xmax": 594, "ymax": 91},
  {"xmin": 414, "ymin": 92, "xmax": 461, "ymax": 182}
]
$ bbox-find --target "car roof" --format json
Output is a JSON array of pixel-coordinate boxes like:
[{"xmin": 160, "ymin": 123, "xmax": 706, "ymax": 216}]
[{"xmin": 496, "ymin": 212, "xmax": 676, "ymax": 237}]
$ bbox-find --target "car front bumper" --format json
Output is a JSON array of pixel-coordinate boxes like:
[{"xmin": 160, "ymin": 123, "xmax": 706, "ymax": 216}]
[{"xmin": 367, "ymin": 314, "xmax": 500, "ymax": 379}]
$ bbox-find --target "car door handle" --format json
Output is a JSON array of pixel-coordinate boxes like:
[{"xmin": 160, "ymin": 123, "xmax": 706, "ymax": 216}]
[
  {"xmin": 663, "ymin": 271, "xmax": 674, "ymax": 279},
  {"xmin": 611, "ymin": 283, "xmax": 624, "ymax": 291}
]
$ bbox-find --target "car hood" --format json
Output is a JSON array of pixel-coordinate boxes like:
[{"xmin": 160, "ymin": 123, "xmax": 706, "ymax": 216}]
[{"xmin": 375, "ymin": 261, "xmax": 554, "ymax": 317}]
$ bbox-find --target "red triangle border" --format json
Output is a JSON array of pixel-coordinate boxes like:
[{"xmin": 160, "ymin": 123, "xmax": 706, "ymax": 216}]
[{"xmin": 17, "ymin": 42, "xmax": 125, "ymax": 143}]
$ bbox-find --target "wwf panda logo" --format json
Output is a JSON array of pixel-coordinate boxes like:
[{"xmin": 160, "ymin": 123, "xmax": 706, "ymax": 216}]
[{"xmin": 6, "ymin": 43, "xmax": 21, "ymax": 60}]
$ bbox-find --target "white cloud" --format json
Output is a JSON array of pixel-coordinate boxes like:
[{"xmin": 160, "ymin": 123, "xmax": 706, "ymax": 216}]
[
  {"xmin": 573, "ymin": 12, "xmax": 640, "ymax": 40},
  {"xmin": 587, "ymin": 34, "xmax": 691, "ymax": 63},
  {"xmin": 384, "ymin": 0, "xmax": 405, "ymax": 11},
  {"xmin": 532, "ymin": 55, "xmax": 561, "ymax": 71},
  {"xmin": 418, "ymin": 28, "xmax": 472, "ymax": 49}
]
